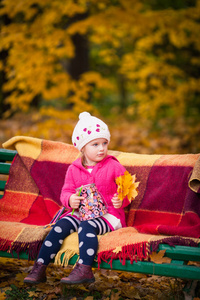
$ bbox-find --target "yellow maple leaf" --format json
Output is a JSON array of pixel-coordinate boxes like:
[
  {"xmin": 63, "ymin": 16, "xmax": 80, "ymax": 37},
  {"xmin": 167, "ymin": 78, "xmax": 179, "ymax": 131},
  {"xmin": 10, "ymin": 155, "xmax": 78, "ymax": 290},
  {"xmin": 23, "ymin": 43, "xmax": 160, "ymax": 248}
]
[
  {"xmin": 122, "ymin": 171, "xmax": 133, "ymax": 196},
  {"xmin": 127, "ymin": 174, "xmax": 140, "ymax": 202},
  {"xmin": 110, "ymin": 290, "xmax": 121, "ymax": 300},
  {"xmin": 0, "ymin": 291, "xmax": 6, "ymax": 300},
  {"xmin": 150, "ymin": 250, "xmax": 172, "ymax": 264},
  {"xmin": 112, "ymin": 246, "xmax": 122, "ymax": 254},
  {"xmin": 15, "ymin": 272, "xmax": 26, "ymax": 286},
  {"xmin": 28, "ymin": 291, "xmax": 39, "ymax": 298},
  {"xmin": 115, "ymin": 170, "xmax": 140, "ymax": 202}
]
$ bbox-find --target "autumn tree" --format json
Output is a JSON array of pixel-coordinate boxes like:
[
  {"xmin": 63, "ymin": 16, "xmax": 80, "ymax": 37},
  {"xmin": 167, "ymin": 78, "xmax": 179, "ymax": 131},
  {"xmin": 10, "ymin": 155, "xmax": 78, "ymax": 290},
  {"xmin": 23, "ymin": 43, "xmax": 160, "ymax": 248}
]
[
  {"xmin": 0, "ymin": 1, "xmax": 112, "ymax": 117},
  {"xmin": 0, "ymin": 0, "xmax": 200, "ymax": 143}
]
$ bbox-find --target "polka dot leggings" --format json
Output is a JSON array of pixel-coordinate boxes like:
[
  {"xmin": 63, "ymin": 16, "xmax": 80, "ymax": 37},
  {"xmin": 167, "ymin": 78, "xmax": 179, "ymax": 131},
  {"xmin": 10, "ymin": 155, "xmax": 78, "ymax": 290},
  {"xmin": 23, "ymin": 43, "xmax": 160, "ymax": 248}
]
[{"xmin": 37, "ymin": 216, "xmax": 111, "ymax": 266}]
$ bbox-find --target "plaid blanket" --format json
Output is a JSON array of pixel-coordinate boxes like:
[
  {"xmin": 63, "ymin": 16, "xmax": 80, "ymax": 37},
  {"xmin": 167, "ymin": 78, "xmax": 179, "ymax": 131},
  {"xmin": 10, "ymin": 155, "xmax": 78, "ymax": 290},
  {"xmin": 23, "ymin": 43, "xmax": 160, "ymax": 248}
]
[
  {"xmin": 0, "ymin": 136, "xmax": 200, "ymax": 262},
  {"xmin": 113, "ymin": 151, "xmax": 200, "ymax": 238}
]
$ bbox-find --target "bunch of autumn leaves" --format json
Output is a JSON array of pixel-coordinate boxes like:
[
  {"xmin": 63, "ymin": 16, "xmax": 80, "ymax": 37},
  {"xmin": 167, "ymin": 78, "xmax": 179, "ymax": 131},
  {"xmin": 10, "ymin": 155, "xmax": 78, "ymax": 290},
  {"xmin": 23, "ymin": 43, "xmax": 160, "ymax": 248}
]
[{"xmin": 115, "ymin": 171, "xmax": 140, "ymax": 203}]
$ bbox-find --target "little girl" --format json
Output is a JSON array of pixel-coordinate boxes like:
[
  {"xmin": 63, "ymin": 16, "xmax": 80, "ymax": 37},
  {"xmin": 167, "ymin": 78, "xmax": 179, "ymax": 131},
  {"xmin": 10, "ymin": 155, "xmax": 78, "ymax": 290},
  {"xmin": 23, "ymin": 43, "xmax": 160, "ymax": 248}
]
[{"xmin": 24, "ymin": 112, "xmax": 130, "ymax": 285}]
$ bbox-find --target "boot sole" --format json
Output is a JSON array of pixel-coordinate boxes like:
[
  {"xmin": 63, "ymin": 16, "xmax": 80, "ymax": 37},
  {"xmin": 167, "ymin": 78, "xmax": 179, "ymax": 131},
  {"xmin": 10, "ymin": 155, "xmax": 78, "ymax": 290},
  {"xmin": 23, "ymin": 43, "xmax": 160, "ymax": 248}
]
[
  {"xmin": 24, "ymin": 278, "xmax": 47, "ymax": 285},
  {"xmin": 60, "ymin": 277, "xmax": 95, "ymax": 285}
]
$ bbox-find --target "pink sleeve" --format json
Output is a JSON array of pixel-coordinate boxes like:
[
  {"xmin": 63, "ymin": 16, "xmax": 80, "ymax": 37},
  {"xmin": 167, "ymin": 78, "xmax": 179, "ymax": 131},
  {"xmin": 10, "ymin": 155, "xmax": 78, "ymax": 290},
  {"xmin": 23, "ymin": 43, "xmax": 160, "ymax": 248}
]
[{"xmin": 60, "ymin": 166, "xmax": 75, "ymax": 209}]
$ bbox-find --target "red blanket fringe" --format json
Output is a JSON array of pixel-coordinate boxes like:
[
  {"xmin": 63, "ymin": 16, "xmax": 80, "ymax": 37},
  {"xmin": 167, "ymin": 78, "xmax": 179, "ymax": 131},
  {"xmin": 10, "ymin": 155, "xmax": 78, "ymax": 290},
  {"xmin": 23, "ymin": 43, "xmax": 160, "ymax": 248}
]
[
  {"xmin": 97, "ymin": 242, "xmax": 149, "ymax": 269},
  {"xmin": 0, "ymin": 239, "xmax": 12, "ymax": 251},
  {"xmin": 10, "ymin": 240, "xmax": 44, "ymax": 260}
]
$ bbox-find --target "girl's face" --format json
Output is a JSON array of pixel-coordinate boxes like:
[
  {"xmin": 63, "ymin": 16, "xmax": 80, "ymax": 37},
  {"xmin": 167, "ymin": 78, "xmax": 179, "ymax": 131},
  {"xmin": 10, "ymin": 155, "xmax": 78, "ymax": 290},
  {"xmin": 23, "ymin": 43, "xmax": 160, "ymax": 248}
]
[{"xmin": 82, "ymin": 138, "xmax": 108, "ymax": 166}]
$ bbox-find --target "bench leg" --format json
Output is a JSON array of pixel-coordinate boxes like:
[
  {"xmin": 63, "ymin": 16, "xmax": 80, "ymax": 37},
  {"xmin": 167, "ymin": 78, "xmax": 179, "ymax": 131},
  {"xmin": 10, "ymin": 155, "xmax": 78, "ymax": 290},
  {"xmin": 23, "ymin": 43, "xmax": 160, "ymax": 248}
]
[{"xmin": 183, "ymin": 280, "xmax": 199, "ymax": 300}]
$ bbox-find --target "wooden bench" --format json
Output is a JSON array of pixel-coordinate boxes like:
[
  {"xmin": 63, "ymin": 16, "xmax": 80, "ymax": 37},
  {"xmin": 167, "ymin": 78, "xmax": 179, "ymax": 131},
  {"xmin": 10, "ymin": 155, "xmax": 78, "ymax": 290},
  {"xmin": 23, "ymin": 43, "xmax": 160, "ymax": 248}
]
[{"xmin": 0, "ymin": 148, "xmax": 200, "ymax": 296}]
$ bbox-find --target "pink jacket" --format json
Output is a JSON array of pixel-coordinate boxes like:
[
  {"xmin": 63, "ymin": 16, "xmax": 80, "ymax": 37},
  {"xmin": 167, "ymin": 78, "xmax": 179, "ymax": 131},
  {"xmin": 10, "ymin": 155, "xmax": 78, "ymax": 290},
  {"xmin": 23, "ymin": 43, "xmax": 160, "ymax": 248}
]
[{"xmin": 60, "ymin": 155, "xmax": 130, "ymax": 228}]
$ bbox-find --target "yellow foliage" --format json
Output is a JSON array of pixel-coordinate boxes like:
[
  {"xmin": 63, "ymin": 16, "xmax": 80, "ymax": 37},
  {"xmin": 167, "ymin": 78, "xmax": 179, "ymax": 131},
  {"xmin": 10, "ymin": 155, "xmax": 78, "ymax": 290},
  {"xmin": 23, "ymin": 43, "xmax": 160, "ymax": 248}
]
[
  {"xmin": 115, "ymin": 170, "xmax": 140, "ymax": 202},
  {"xmin": 80, "ymin": 71, "xmax": 114, "ymax": 90},
  {"xmin": 0, "ymin": 0, "xmax": 200, "ymax": 130}
]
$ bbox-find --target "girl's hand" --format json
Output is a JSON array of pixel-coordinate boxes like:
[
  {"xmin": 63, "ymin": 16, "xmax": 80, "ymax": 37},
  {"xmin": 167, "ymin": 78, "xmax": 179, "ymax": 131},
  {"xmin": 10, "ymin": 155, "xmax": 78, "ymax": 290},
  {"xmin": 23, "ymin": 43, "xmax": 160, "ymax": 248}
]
[
  {"xmin": 111, "ymin": 193, "xmax": 122, "ymax": 209},
  {"xmin": 69, "ymin": 192, "xmax": 84, "ymax": 209}
]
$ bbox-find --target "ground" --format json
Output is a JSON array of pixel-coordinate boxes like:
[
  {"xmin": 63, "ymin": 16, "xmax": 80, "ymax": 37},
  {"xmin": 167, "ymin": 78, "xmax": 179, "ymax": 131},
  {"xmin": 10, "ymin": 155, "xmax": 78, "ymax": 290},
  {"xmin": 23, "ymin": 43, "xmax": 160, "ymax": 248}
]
[{"xmin": 0, "ymin": 257, "xmax": 190, "ymax": 300}]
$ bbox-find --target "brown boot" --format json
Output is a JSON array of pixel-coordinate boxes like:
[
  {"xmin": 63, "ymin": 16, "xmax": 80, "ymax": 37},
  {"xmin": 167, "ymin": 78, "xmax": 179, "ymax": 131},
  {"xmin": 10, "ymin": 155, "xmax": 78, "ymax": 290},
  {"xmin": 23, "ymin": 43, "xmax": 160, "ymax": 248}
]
[
  {"xmin": 24, "ymin": 261, "xmax": 47, "ymax": 284},
  {"xmin": 60, "ymin": 262, "xmax": 95, "ymax": 284}
]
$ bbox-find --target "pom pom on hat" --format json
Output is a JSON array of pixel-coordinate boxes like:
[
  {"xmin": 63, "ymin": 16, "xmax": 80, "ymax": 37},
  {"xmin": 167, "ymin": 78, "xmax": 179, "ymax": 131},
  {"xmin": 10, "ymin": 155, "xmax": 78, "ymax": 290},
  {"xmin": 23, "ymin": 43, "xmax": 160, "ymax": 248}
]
[{"xmin": 72, "ymin": 112, "xmax": 111, "ymax": 150}]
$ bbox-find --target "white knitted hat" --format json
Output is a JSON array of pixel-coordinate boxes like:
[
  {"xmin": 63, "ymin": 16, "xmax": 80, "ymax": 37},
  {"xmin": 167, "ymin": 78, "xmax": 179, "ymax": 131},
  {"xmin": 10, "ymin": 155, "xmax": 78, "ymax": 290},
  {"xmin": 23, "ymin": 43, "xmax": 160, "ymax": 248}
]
[{"xmin": 72, "ymin": 112, "xmax": 111, "ymax": 150}]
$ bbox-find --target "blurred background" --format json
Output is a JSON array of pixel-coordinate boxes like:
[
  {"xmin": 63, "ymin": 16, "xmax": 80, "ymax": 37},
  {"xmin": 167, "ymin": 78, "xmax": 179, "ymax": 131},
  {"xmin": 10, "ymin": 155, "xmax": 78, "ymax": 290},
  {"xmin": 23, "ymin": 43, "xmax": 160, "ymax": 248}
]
[{"xmin": 0, "ymin": 0, "xmax": 200, "ymax": 154}]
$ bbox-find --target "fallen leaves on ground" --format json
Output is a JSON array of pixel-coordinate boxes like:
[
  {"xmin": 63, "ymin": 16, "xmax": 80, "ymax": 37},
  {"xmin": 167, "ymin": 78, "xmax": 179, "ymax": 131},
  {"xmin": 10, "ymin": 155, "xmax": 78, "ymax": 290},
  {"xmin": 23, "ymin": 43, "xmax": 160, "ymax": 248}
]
[{"xmin": 0, "ymin": 257, "xmax": 188, "ymax": 300}]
